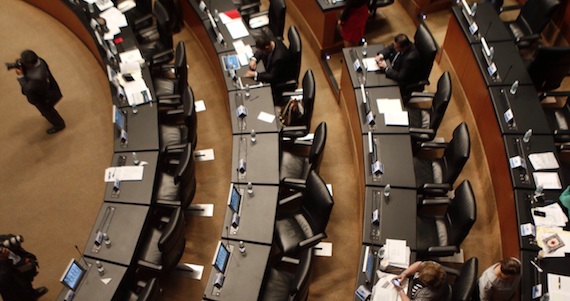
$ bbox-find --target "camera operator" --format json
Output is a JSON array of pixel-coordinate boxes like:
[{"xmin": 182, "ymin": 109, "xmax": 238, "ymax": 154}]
[
  {"xmin": 11, "ymin": 50, "xmax": 65, "ymax": 134},
  {"xmin": 0, "ymin": 234, "xmax": 47, "ymax": 301}
]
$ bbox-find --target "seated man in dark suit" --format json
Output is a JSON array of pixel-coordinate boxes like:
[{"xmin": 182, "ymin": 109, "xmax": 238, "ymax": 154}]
[
  {"xmin": 375, "ymin": 34, "xmax": 422, "ymax": 97},
  {"xmin": 244, "ymin": 36, "xmax": 294, "ymax": 86}
]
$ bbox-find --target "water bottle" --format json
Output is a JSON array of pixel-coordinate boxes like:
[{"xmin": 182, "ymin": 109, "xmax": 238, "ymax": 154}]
[
  {"xmin": 247, "ymin": 182, "xmax": 254, "ymax": 195},
  {"xmin": 131, "ymin": 103, "xmax": 138, "ymax": 114},
  {"xmin": 383, "ymin": 184, "xmax": 391, "ymax": 198},
  {"xmin": 509, "ymin": 80, "xmax": 519, "ymax": 95},
  {"xmin": 238, "ymin": 241, "xmax": 247, "ymax": 256},
  {"xmin": 245, "ymin": 84, "xmax": 250, "ymax": 98},
  {"xmin": 96, "ymin": 260, "xmax": 105, "ymax": 276},
  {"xmin": 214, "ymin": 9, "xmax": 219, "ymax": 22},
  {"xmin": 103, "ymin": 233, "xmax": 112, "ymax": 248},
  {"xmin": 250, "ymin": 129, "xmax": 256, "ymax": 143},
  {"xmin": 362, "ymin": 42, "xmax": 368, "ymax": 57},
  {"xmin": 535, "ymin": 184, "xmax": 544, "ymax": 196},
  {"xmin": 523, "ymin": 129, "xmax": 532, "ymax": 144},
  {"xmin": 132, "ymin": 152, "xmax": 140, "ymax": 165}
]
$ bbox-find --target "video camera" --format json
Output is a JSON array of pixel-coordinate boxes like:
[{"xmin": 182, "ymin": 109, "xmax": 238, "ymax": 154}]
[
  {"xmin": 5, "ymin": 59, "xmax": 22, "ymax": 71},
  {"xmin": 0, "ymin": 235, "xmax": 24, "ymax": 250}
]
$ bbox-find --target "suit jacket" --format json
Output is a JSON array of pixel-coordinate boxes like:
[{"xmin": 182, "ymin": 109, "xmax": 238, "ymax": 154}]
[
  {"xmin": 379, "ymin": 44, "xmax": 422, "ymax": 91},
  {"xmin": 17, "ymin": 58, "xmax": 62, "ymax": 106},
  {"xmin": 0, "ymin": 234, "xmax": 38, "ymax": 301},
  {"xmin": 253, "ymin": 39, "xmax": 294, "ymax": 85}
]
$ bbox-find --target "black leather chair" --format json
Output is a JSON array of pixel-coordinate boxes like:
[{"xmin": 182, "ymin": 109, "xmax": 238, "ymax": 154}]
[
  {"xmin": 273, "ymin": 26, "xmax": 303, "ymax": 97},
  {"xmin": 124, "ymin": 277, "xmax": 162, "ymax": 301},
  {"xmin": 413, "ymin": 122, "xmax": 470, "ymax": 195},
  {"xmin": 159, "ymin": 86, "xmax": 197, "ymax": 151},
  {"xmin": 138, "ymin": 207, "xmax": 186, "ymax": 273},
  {"xmin": 275, "ymin": 170, "xmax": 334, "ymax": 256},
  {"xmin": 280, "ymin": 122, "xmax": 327, "ymax": 183},
  {"xmin": 499, "ymin": 0, "xmax": 560, "ymax": 49},
  {"xmin": 161, "ymin": 0, "xmax": 183, "ymax": 33},
  {"xmin": 526, "ymin": 45, "xmax": 570, "ymax": 94},
  {"xmin": 403, "ymin": 23, "xmax": 439, "ymax": 100},
  {"xmin": 241, "ymin": 0, "xmax": 286, "ymax": 40},
  {"xmin": 446, "ymin": 257, "xmax": 479, "ymax": 301},
  {"xmin": 407, "ymin": 72, "xmax": 452, "ymax": 148},
  {"xmin": 368, "ymin": 0, "xmax": 395, "ymax": 19},
  {"xmin": 543, "ymin": 100, "xmax": 570, "ymax": 143},
  {"xmin": 259, "ymin": 248, "xmax": 314, "ymax": 301},
  {"xmin": 152, "ymin": 41, "xmax": 187, "ymax": 98},
  {"xmin": 279, "ymin": 69, "xmax": 315, "ymax": 140},
  {"xmin": 138, "ymin": 1, "xmax": 174, "ymax": 65},
  {"xmin": 154, "ymin": 142, "xmax": 196, "ymax": 209},
  {"xmin": 123, "ymin": 0, "xmax": 154, "ymax": 31},
  {"xmin": 416, "ymin": 180, "xmax": 477, "ymax": 257}
]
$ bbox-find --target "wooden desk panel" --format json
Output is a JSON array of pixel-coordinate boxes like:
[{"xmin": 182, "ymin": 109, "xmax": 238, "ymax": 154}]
[{"xmin": 288, "ymin": 0, "xmax": 342, "ymax": 55}]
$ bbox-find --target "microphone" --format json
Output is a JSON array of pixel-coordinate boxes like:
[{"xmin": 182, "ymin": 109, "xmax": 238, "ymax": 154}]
[
  {"xmin": 225, "ymin": 226, "xmax": 231, "ymax": 248},
  {"xmin": 530, "ymin": 259, "xmax": 543, "ymax": 273},
  {"xmin": 74, "ymin": 245, "xmax": 90, "ymax": 268}
]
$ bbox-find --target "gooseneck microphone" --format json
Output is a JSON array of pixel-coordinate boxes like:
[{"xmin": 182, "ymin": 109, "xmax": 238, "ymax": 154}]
[{"xmin": 75, "ymin": 245, "xmax": 89, "ymax": 268}]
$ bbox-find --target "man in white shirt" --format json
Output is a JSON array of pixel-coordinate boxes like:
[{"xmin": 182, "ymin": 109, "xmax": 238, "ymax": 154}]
[{"xmin": 478, "ymin": 257, "xmax": 521, "ymax": 301}]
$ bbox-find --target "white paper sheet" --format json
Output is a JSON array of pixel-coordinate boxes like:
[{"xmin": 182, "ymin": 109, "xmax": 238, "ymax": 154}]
[
  {"xmin": 226, "ymin": 19, "xmax": 249, "ymax": 40},
  {"xmin": 384, "ymin": 112, "xmax": 409, "ymax": 126},
  {"xmin": 104, "ymin": 166, "xmax": 144, "ymax": 182},
  {"xmin": 363, "ymin": 57, "xmax": 380, "ymax": 71},
  {"xmin": 257, "ymin": 111, "xmax": 275, "ymax": 123},
  {"xmin": 384, "ymin": 239, "xmax": 409, "ymax": 268},
  {"xmin": 533, "ymin": 172, "xmax": 562, "ymax": 189},
  {"xmin": 371, "ymin": 271, "xmax": 408, "ymax": 301},
  {"xmin": 376, "ymin": 98, "xmax": 403, "ymax": 114},
  {"xmin": 547, "ymin": 273, "xmax": 570, "ymax": 298},
  {"xmin": 249, "ymin": 15, "xmax": 269, "ymax": 29},
  {"xmin": 528, "ymin": 152, "xmax": 560, "ymax": 170}
]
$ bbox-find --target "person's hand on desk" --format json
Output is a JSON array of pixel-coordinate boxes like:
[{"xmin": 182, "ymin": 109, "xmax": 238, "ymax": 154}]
[
  {"xmin": 376, "ymin": 58, "xmax": 388, "ymax": 70},
  {"xmin": 244, "ymin": 70, "xmax": 256, "ymax": 78},
  {"xmin": 248, "ymin": 59, "xmax": 257, "ymax": 71}
]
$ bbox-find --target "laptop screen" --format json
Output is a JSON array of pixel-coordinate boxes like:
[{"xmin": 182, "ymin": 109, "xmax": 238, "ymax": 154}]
[
  {"xmin": 213, "ymin": 242, "xmax": 230, "ymax": 273},
  {"xmin": 60, "ymin": 259, "xmax": 87, "ymax": 291},
  {"xmin": 112, "ymin": 105, "xmax": 125, "ymax": 131},
  {"xmin": 363, "ymin": 246, "xmax": 375, "ymax": 284},
  {"xmin": 228, "ymin": 184, "xmax": 242, "ymax": 213}
]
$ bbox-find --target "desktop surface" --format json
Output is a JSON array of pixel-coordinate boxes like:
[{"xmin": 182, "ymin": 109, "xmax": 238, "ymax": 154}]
[
  {"xmin": 471, "ymin": 41, "xmax": 533, "ymax": 87},
  {"xmin": 104, "ymin": 151, "xmax": 159, "ymax": 205},
  {"xmin": 354, "ymin": 86, "xmax": 407, "ymax": 134},
  {"xmin": 113, "ymin": 103, "xmax": 159, "ymax": 152},
  {"xmin": 231, "ymin": 133, "xmax": 279, "ymax": 184},
  {"xmin": 343, "ymin": 46, "xmax": 399, "ymax": 89},
  {"xmin": 362, "ymin": 134, "xmax": 416, "ymax": 188},
  {"xmin": 451, "ymin": 3, "xmax": 513, "ymax": 44},
  {"xmin": 228, "ymin": 86, "xmax": 279, "ymax": 134}
]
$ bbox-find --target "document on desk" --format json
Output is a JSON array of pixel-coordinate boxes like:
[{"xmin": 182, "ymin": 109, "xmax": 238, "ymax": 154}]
[
  {"xmin": 384, "ymin": 112, "xmax": 409, "ymax": 126},
  {"xmin": 104, "ymin": 166, "xmax": 144, "ymax": 182},
  {"xmin": 249, "ymin": 15, "xmax": 269, "ymax": 29},
  {"xmin": 547, "ymin": 274, "xmax": 570, "ymax": 300},
  {"xmin": 258, "ymin": 111, "xmax": 275, "ymax": 123},
  {"xmin": 226, "ymin": 19, "xmax": 249, "ymax": 40},
  {"xmin": 363, "ymin": 58, "xmax": 380, "ymax": 72},
  {"xmin": 532, "ymin": 203, "xmax": 568, "ymax": 227},
  {"xmin": 384, "ymin": 239, "xmax": 410, "ymax": 268},
  {"xmin": 376, "ymin": 98, "xmax": 403, "ymax": 114},
  {"xmin": 233, "ymin": 40, "xmax": 254, "ymax": 66},
  {"xmin": 536, "ymin": 227, "xmax": 570, "ymax": 257},
  {"xmin": 119, "ymin": 49, "xmax": 145, "ymax": 64},
  {"xmin": 533, "ymin": 172, "xmax": 562, "ymax": 189},
  {"xmin": 528, "ymin": 152, "xmax": 560, "ymax": 170},
  {"xmin": 122, "ymin": 78, "xmax": 151, "ymax": 106},
  {"xmin": 371, "ymin": 271, "xmax": 408, "ymax": 301}
]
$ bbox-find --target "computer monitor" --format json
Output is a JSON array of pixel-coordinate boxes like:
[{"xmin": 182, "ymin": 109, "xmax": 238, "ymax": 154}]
[
  {"xmin": 112, "ymin": 105, "xmax": 126, "ymax": 132},
  {"xmin": 60, "ymin": 259, "xmax": 87, "ymax": 291},
  {"xmin": 227, "ymin": 183, "xmax": 242, "ymax": 213},
  {"xmin": 212, "ymin": 241, "xmax": 231, "ymax": 274},
  {"xmin": 362, "ymin": 246, "xmax": 375, "ymax": 284}
]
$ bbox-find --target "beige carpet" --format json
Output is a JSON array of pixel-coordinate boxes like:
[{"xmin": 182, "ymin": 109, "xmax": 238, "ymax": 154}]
[{"xmin": 0, "ymin": 0, "xmax": 502, "ymax": 300}]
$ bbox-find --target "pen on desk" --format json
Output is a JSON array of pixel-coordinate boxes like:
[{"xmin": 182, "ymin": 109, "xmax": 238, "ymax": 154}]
[
  {"xmin": 249, "ymin": 96, "xmax": 259, "ymax": 101},
  {"xmin": 559, "ymin": 276, "xmax": 561, "ymax": 289}
]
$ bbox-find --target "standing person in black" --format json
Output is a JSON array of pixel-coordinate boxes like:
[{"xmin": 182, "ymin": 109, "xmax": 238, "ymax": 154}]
[
  {"xmin": 375, "ymin": 34, "xmax": 422, "ymax": 97},
  {"xmin": 244, "ymin": 36, "xmax": 294, "ymax": 86},
  {"xmin": 0, "ymin": 234, "xmax": 47, "ymax": 301},
  {"xmin": 13, "ymin": 50, "xmax": 65, "ymax": 134}
]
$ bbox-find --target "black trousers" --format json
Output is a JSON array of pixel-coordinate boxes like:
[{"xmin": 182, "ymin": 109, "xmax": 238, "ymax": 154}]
[{"xmin": 33, "ymin": 101, "xmax": 65, "ymax": 128}]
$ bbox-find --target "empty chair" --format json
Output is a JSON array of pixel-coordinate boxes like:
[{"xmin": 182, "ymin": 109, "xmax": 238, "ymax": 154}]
[
  {"xmin": 274, "ymin": 170, "xmax": 334, "ymax": 256},
  {"xmin": 161, "ymin": 0, "xmax": 183, "ymax": 33},
  {"xmin": 543, "ymin": 99, "xmax": 570, "ymax": 143},
  {"xmin": 259, "ymin": 247, "xmax": 314, "ymax": 301},
  {"xmin": 446, "ymin": 257, "xmax": 478, "ymax": 301},
  {"xmin": 402, "ymin": 22, "xmax": 438, "ymax": 99},
  {"xmin": 124, "ymin": 277, "xmax": 162, "ymax": 301},
  {"xmin": 123, "ymin": 0, "xmax": 154, "ymax": 31},
  {"xmin": 280, "ymin": 122, "xmax": 327, "ymax": 183},
  {"xmin": 241, "ymin": 0, "xmax": 287, "ymax": 40},
  {"xmin": 135, "ymin": 0, "xmax": 170, "ymax": 43},
  {"xmin": 273, "ymin": 25, "xmax": 302, "ymax": 97},
  {"xmin": 154, "ymin": 142, "xmax": 196, "ymax": 209},
  {"xmin": 526, "ymin": 45, "xmax": 570, "ymax": 93},
  {"xmin": 153, "ymin": 41, "xmax": 188, "ymax": 98},
  {"xmin": 413, "ymin": 122, "xmax": 470, "ymax": 195},
  {"xmin": 159, "ymin": 86, "xmax": 197, "ymax": 151},
  {"xmin": 278, "ymin": 69, "xmax": 315, "ymax": 140},
  {"xmin": 137, "ymin": 207, "xmax": 186, "ymax": 273},
  {"xmin": 138, "ymin": 0, "xmax": 174, "ymax": 65},
  {"xmin": 499, "ymin": 0, "xmax": 560, "ymax": 49},
  {"xmin": 408, "ymin": 72, "xmax": 452, "ymax": 148},
  {"xmin": 416, "ymin": 180, "xmax": 477, "ymax": 257}
]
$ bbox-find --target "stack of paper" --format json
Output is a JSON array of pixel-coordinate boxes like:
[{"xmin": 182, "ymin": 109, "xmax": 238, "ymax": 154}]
[
  {"xmin": 384, "ymin": 239, "xmax": 411, "ymax": 269},
  {"xmin": 532, "ymin": 203, "xmax": 569, "ymax": 228},
  {"xmin": 547, "ymin": 274, "xmax": 570, "ymax": 300},
  {"xmin": 376, "ymin": 98, "xmax": 409, "ymax": 126},
  {"xmin": 226, "ymin": 19, "xmax": 249, "ymax": 39},
  {"xmin": 528, "ymin": 152, "xmax": 560, "ymax": 170},
  {"xmin": 99, "ymin": 7, "xmax": 128, "ymax": 39},
  {"xmin": 533, "ymin": 172, "xmax": 562, "ymax": 189},
  {"xmin": 232, "ymin": 40, "xmax": 254, "ymax": 66},
  {"xmin": 104, "ymin": 166, "xmax": 144, "ymax": 182},
  {"xmin": 371, "ymin": 270, "xmax": 408, "ymax": 301}
]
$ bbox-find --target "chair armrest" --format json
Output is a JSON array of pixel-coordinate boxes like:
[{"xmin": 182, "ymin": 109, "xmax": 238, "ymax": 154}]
[
  {"xmin": 282, "ymin": 126, "xmax": 308, "ymax": 135},
  {"xmin": 278, "ymin": 192, "xmax": 303, "ymax": 207},
  {"xmin": 419, "ymin": 183, "xmax": 453, "ymax": 196},
  {"xmin": 164, "ymin": 143, "xmax": 186, "ymax": 154},
  {"xmin": 405, "ymin": 80, "xmax": 430, "ymax": 93},
  {"xmin": 281, "ymin": 256, "xmax": 300, "ymax": 265},
  {"xmin": 426, "ymin": 245, "xmax": 459, "ymax": 255},
  {"xmin": 156, "ymin": 199, "xmax": 181, "ymax": 206},
  {"xmin": 238, "ymin": 2, "xmax": 261, "ymax": 15},
  {"xmin": 516, "ymin": 33, "xmax": 540, "ymax": 43},
  {"xmin": 248, "ymin": 9, "xmax": 268, "ymax": 19},
  {"xmin": 152, "ymin": 49, "xmax": 175, "ymax": 64},
  {"xmin": 281, "ymin": 178, "xmax": 307, "ymax": 190},
  {"xmin": 409, "ymin": 91, "xmax": 434, "ymax": 98},
  {"xmin": 282, "ymin": 90, "xmax": 303, "ymax": 98},
  {"xmin": 499, "ymin": 4, "xmax": 523, "ymax": 14},
  {"xmin": 138, "ymin": 260, "xmax": 163, "ymax": 271},
  {"xmin": 421, "ymin": 197, "xmax": 452, "ymax": 206},
  {"xmin": 418, "ymin": 141, "xmax": 449, "ymax": 149},
  {"xmin": 409, "ymin": 128, "xmax": 435, "ymax": 135},
  {"xmin": 421, "ymin": 183, "xmax": 453, "ymax": 190},
  {"xmin": 298, "ymin": 232, "xmax": 327, "ymax": 249},
  {"xmin": 539, "ymin": 91, "xmax": 570, "ymax": 100},
  {"xmin": 133, "ymin": 14, "xmax": 154, "ymax": 30}
]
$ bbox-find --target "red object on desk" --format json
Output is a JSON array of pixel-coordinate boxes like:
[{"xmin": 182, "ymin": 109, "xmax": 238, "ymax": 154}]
[{"xmin": 225, "ymin": 9, "xmax": 240, "ymax": 19}]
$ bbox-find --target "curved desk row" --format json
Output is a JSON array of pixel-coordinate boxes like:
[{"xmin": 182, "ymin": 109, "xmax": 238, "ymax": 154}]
[{"xmin": 441, "ymin": 3, "xmax": 570, "ymax": 300}]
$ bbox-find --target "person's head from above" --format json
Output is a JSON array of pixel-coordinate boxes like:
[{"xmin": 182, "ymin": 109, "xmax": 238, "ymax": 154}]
[
  {"xmin": 20, "ymin": 50, "xmax": 39, "ymax": 68},
  {"xmin": 255, "ymin": 36, "xmax": 274, "ymax": 55},
  {"xmin": 418, "ymin": 261, "xmax": 447, "ymax": 289},
  {"xmin": 498, "ymin": 257, "xmax": 521, "ymax": 279},
  {"xmin": 393, "ymin": 34, "xmax": 412, "ymax": 53}
]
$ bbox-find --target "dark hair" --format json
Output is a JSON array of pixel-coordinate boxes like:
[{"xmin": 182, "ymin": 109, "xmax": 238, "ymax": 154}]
[
  {"xmin": 394, "ymin": 34, "xmax": 411, "ymax": 48},
  {"xmin": 418, "ymin": 261, "xmax": 446, "ymax": 288},
  {"xmin": 20, "ymin": 50, "xmax": 39, "ymax": 65},
  {"xmin": 500, "ymin": 258, "xmax": 521, "ymax": 276},
  {"xmin": 255, "ymin": 36, "xmax": 272, "ymax": 50}
]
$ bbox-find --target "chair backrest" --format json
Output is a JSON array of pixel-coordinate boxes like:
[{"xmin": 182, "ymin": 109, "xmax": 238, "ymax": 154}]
[
  {"xmin": 518, "ymin": 0, "xmax": 560, "ymax": 36},
  {"xmin": 183, "ymin": 86, "xmax": 198, "ymax": 147},
  {"xmin": 173, "ymin": 142, "xmax": 196, "ymax": 208},
  {"xmin": 155, "ymin": 0, "xmax": 174, "ymax": 50},
  {"xmin": 446, "ymin": 180, "xmax": 477, "ymax": 247},
  {"xmin": 158, "ymin": 207, "xmax": 185, "ymax": 252},
  {"xmin": 290, "ymin": 247, "xmax": 314, "ymax": 300},
  {"xmin": 414, "ymin": 23, "xmax": 438, "ymax": 85},
  {"xmin": 174, "ymin": 41, "xmax": 187, "ymax": 79},
  {"xmin": 136, "ymin": 278, "xmax": 161, "ymax": 301},
  {"xmin": 269, "ymin": 0, "xmax": 287, "ymax": 40},
  {"xmin": 309, "ymin": 122, "xmax": 327, "ymax": 173},
  {"xmin": 527, "ymin": 45, "xmax": 570, "ymax": 91},
  {"xmin": 429, "ymin": 72, "xmax": 452, "ymax": 131},
  {"xmin": 303, "ymin": 170, "xmax": 334, "ymax": 234},
  {"xmin": 452, "ymin": 257, "xmax": 479, "ymax": 301},
  {"xmin": 137, "ymin": 0, "xmax": 153, "ymax": 14},
  {"xmin": 160, "ymin": 0, "xmax": 183, "ymax": 33},
  {"xmin": 443, "ymin": 122, "xmax": 470, "ymax": 185},
  {"xmin": 288, "ymin": 26, "xmax": 302, "ymax": 86},
  {"xmin": 300, "ymin": 69, "xmax": 316, "ymax": 131}
]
